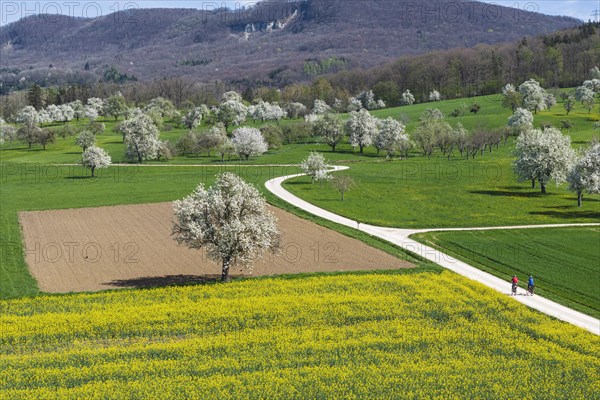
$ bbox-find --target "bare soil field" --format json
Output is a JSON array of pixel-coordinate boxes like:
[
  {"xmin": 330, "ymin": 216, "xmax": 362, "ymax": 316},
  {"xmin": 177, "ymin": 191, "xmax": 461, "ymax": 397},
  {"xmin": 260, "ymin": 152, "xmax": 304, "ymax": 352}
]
[{"xmin": 19, "ymin": 203, "xmax": 413, "ymax": 293}]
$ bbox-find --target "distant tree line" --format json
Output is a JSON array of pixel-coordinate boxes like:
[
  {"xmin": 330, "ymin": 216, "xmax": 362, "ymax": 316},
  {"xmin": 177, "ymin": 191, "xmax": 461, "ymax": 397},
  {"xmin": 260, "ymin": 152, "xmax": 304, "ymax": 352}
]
[{"xmin": 1, "ymin": 22, "xmax": 598, "ymax": 120}]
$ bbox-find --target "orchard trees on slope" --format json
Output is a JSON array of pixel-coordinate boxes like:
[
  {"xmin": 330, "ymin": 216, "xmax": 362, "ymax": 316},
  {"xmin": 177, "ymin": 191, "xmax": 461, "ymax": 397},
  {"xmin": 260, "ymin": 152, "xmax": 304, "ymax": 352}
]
[
  {"xmin": 513, "ymin": 127, "xmax": 575, "ymax": 193},
  {"xmin": 231, "ymin": 127, "xmax": 268, "ymax": 160},
  {"xmin": 313, "ymin": 113, "xmax": 343, "ymax": 152},
  {"xmin": 346, "ymin": 109, "xmax": 377, "ymax": 154},
  {"xmin": 300, "ymin": 152, "xmax": 330, "ymax": 183},
  {"xmin": 81, "ymin": 146, "xmax": 112, "ymax": 177},
  {"xmin": 567, "ymin": 142, "xmax": 600, "ymax": 207},
  {"xmin": 121, "ymin": 113, "xmax": 160, "ymax": 163}
]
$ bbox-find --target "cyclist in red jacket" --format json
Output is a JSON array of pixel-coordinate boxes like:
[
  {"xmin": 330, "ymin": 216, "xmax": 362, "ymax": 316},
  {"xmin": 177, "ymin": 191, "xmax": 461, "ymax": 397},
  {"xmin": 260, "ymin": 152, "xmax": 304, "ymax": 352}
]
[{"xmin": 511, "ymin": 275, "xmax": 518, "ymax": 295}]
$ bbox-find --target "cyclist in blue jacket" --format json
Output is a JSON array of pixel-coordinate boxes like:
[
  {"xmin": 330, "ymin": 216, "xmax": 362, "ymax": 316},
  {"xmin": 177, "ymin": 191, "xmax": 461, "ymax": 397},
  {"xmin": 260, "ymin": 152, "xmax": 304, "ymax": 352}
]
[{"xmin": 527, "ymin": 276, "xmax": 535, "ymax": 296}]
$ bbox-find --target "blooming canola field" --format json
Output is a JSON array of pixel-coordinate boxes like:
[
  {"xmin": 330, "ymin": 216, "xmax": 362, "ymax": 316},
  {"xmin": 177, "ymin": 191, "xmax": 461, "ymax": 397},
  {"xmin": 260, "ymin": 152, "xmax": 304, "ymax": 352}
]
[{"xmin": 1, "ymin": 271, "xmax": 598, "ymax": 399}]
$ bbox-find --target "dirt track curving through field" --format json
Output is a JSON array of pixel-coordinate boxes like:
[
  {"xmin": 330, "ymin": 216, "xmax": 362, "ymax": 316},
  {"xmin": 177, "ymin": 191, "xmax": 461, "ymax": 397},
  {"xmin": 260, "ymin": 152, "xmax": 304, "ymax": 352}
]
[{"xmin": 19, "ymin": 203, "xmax": 412, "ymax": 293}]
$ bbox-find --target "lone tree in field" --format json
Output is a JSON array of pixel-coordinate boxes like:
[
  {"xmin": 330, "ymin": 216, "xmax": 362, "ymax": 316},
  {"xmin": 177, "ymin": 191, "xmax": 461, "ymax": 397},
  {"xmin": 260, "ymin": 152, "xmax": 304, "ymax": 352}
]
[
  {"xmin": 121, "ymin": 114, "xmax": 160, "ymax": 163},
  {"xmin": 231, "ymin": 127, "xmax": 268, "ymax": 160},
  {"xmin": 567, "ymin": 142, "xmax": 600, "ymax": 207},
  {"xmin": 81, "ymin": 146, "xmax": 112, "ymax": 177},
  {"xmin": 313, "ymin": 113, "xmax": 344, "ymax": 152},
  {"xmin": 513, "ymin": 128, "xmax": 575, "ymax": 193},
  {"xmin": 347, "ymin": 108, "xmax": 377, "ymax": 154},
  {"xmin": 331, "ymin": 175, "xmax": 355, "ymax": 201},
  {"xmin": 300, "ymin": 151, "xmax": 330, "ymax": 183},
  {"xmin": 172, "ymin": 173, "xmax": 281, "ymax": 282}
]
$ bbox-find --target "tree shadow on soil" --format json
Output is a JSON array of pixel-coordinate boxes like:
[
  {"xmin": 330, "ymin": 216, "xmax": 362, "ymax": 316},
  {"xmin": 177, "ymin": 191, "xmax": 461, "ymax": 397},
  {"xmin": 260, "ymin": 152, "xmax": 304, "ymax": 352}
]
[{"xmin": 105, "ymin": 274, "xmax": 242, "ymax": 288}]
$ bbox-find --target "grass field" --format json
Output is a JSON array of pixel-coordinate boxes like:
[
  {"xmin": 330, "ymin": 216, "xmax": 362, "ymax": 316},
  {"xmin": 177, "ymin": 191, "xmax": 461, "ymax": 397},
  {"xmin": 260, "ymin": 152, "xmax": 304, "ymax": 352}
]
[
  {"xmin": 1, "ymin": 270, "xmax": 598, "ymax": 398},
  {"xmin": 284, "ymin": 156, "xmax": 600, "ymax": 228},
  {"xmin": 1, "ymin": 93, "xmax": 598, "ymax": 301},
  {"xmin": 0, "ymin": 164, "xmax": 428, "ymax": 299},
  {"xmin": 281, "ymin": 96, "xmax": 600, "ymax": 228},
  {"xmin": 412, "ymin": 227, "xmax": 600, "ymax": 318}
]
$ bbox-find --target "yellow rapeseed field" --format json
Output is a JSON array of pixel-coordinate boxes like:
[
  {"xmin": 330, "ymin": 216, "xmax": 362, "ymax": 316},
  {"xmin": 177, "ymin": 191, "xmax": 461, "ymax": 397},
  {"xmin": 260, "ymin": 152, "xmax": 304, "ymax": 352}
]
[{"xmin": 1, "ymin": 271, "xmax": 598, "ymax": 399}]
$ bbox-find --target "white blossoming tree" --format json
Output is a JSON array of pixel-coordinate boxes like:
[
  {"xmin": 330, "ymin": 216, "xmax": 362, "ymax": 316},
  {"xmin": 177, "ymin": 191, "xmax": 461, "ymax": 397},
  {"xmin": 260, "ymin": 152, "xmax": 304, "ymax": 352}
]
[
  {"xmin": 84, "ymin": 106, "xmax": 99, "ymax": 122},
  {"xmin": 583, "ymin": 79, "xmax": 600, "ymax": 92},
  {"xmin": 75, "ymin": 130, "xmax": 96, "ymax": 152},
  {"xmin": 250, "ymin": 101, "xmax": 286, "ymax": 122},
  {"xmin": 145, "ymin": 97, "xmax": 180, "ymax": 120},
  {"xmin": 46, "ymin": 105, "xmax": 63, "ymax": 122},
  {"xmin": 563, "ymin": 96, "xmax": 576, "ymax": 115},
  {"xmin": 231, "ymin": 127, "xmax": 268, "ymax": 160},
  {"xmin": 575, "ymin": 86, "xmax": 596, "ymax": 113},
  {"xmin": 401, "ymin": 90, "xmax": 415, "ymax": 106},
  {"xmin": 346, "ymin": 108, "xmax": 377, "ymax": 154},
  {"xmin": 590, "ymin": 66, "xmax": 600, "ymax": 80},
  {"xmin": 374, "ymin": 117, "xmax": 408, "ymax": 157},
  {"xmin": 544, "ymin": 93, "xmax": 557, "ymax": 110},
  {"xmin": 346, "ymin": 97, "xmax": 363, "ymax": 112},
  {"xmin": 121, "ymin": 113, "xmax": 161, "ymax": 163},
  {"xmin": 501, "ymin": 83, "xmax": 522, "ymax": 113},
  {"xmin": 518, "ymin": 79, "xmax": 547, "ymax": 113},
  {"xmin": 313, "ymin": 113, "xmax": 344, "ymax": 152},
  {"xmin": 16, "ymin": 106, "xmax": 41, "ymax": 126},
  {"xmin": 221, "ymin": 91, "xmax": 243, "ymax": 102},
  {"xmin": 429, "ymin": 90, "xmax": 442, "ymax": 101},
  {"xmin": 356, "ymin": 90, "xmax": 385, "ymax": 110},
  {"xmin": 104, "ymin": 93, "xmax": 128, "ymax": 121},
  {"xmin": 172, "ymin": 173, "xmax": 280, "ymax": 282},
  {"xmin": 419, "ymin": 108, "xmax": 444, "ymax": 122},
  {"xmin": 86, "ymin": 97, "xmax": 105, "ymax": 114},
  {"xmin": 286, "ymin": 102, "xmax": 308, "ymax": 119},
  {"xmin": 182, "ymin": 107, "xmax": 203, "ymax": 131},
  {"xmin": 567, "ymin": 142, "xmax": 600, "ymax": 207},
  {"xmin": 513, "ymin": 127, "xmax": 575, "ymax": 193},
  {"xmin": 70, "ymin": 100, "xmax": 85, "ymax": 121},
  {"xmin": 300, "ymin": 151, "xmax": 330, "ymax": 183},
  {"xmin": 507, "ymin": 107, "xmax": 534, "ymax": 134},
  {"xmin": 58, "ymin": 104, "xmax": 74, "ymax": 123},
  {"xmin": 313, "ymin": 99, "xmax": 331, "ymax": 115},
  {"xmin": 218, "ymin": 100, "xmax": 248, "ymax": 130},
  {"xmin": 81, "ymin": 146, "xmax": 112, "ymax": 177}
]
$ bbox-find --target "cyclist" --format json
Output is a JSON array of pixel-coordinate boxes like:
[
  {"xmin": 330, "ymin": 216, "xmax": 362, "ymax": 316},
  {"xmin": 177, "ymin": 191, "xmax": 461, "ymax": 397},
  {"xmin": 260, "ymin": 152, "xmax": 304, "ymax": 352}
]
[
  {"xmin": 511, "ymin": 275, "xmax": 519, "ymax": 295},
  {"xmin": 527, "ymin": 276, "xmax": 535, "ymax": 296}
]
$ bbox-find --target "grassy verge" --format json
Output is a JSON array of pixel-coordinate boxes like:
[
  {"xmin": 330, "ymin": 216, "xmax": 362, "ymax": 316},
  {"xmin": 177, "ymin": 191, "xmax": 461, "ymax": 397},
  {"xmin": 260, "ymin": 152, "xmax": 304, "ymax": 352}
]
[{"xmin": 412, "ymin": 227, "xmax": 600, "ymax": 318}]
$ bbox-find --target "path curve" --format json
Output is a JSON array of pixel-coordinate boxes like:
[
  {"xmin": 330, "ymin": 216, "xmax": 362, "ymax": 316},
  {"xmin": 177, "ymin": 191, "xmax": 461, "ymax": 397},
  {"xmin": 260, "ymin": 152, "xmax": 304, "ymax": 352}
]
[{"xmin": 265, "ymin": 166, "xmax": 600, "ymax": 335}]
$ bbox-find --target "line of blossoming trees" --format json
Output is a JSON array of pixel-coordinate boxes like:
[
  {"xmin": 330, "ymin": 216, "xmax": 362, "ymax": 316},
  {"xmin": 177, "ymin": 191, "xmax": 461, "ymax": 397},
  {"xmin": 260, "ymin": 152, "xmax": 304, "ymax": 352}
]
[{"xmin": 1, "ymin": 69, "xmax": 598, "ymax": 206}]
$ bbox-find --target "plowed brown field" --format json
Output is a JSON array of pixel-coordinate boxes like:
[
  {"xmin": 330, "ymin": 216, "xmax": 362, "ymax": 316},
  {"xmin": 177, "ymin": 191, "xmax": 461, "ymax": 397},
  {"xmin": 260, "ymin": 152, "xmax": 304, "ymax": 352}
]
[{"xmin": 19, "ymin": 203, "xmax": 413, "ymax": 293}]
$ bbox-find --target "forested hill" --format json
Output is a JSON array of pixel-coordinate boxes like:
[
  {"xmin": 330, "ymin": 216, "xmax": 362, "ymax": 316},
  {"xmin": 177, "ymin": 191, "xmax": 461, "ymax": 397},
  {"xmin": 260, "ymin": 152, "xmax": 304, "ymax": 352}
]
[{"xmin": 0, "ymin": 0, "xmax": 579, "ymax": 90}]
